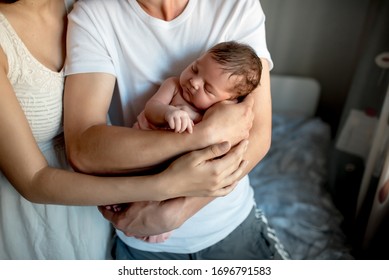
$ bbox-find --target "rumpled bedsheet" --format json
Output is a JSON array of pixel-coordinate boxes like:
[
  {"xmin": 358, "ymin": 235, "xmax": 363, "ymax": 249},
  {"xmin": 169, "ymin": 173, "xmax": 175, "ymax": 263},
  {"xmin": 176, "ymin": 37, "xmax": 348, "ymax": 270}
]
[{"xmin": 250, "ymin": 114, "xmax": 354, "ymax": 259}]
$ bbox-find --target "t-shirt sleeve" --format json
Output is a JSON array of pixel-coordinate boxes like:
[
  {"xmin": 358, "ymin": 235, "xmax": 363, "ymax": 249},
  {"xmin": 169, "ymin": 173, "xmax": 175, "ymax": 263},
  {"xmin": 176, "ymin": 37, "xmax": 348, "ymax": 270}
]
[
  {"xmin": 64, "ymin": 1, "xmax": 116, "ymax": 76},
  {"xmin": 227, "ymin": 0, "xmax": 273, "ymax": 70}
]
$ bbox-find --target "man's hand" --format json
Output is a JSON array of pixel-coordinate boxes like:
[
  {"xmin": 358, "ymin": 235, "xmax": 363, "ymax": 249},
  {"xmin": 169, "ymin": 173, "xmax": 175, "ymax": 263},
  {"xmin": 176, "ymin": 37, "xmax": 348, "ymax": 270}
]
[
  {"xmin": 200, "ymin": 94, "xmax": 255, "ymax": 146},
  {"xmin": 98, "ymin": 197, "xmax": 202, "ymax": 237}
]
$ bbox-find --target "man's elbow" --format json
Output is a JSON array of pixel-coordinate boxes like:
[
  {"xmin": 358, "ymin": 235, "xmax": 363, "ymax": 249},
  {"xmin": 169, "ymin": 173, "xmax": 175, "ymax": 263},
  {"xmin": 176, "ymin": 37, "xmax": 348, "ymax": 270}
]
[{"xmin": 65, "ymin": 142, "xmax": 91, "ymax": 174}]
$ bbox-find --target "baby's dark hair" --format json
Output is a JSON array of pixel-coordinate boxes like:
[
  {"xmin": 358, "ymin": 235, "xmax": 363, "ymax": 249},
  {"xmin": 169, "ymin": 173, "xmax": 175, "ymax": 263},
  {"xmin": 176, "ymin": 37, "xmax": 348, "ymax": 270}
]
[{"xmin": 208, "ymin": 41, "xmax": 262, "ymax": 98}]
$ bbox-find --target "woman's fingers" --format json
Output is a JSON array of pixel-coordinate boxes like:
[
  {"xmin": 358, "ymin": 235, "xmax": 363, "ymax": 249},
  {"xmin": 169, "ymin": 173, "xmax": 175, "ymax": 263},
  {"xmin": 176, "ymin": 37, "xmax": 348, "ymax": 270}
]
[
  {"xmin": 195, "ymin": 140, "xmax": 248, "ymax": 193},
  {"xmin": 216, "ymin": 140, "xmax": 248, "ymax": 170},
  {"xmin": 165, "ymin": 140, "xmax": 249, "ymax": 198},
  {"xmin": 210, "ymin": 140, "xmax": 249, "ymax": 189}
]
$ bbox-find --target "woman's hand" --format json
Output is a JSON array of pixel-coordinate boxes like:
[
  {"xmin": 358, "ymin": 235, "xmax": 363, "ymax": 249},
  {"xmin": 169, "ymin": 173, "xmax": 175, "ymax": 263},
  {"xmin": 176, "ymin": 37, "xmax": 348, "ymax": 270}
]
[
  {"xmin": 159, "ymin": 139, "xmax": 249, "ymax": 198},
  {"xmin": 98, "ymin": 140, "xmax": 249, "ymax": 236}
]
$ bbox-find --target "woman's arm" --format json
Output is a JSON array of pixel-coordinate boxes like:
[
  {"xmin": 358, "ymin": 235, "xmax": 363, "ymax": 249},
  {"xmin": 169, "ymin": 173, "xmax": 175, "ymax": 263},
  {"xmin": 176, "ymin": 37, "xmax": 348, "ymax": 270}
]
[{"xmin": 0, "ymin": 57, "xmax": 248, "ymax": 205}]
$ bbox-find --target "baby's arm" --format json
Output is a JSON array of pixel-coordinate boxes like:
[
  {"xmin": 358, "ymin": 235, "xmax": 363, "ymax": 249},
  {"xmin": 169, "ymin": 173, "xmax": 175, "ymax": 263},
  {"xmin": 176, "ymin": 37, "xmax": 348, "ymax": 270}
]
[{"xmin": 145, "ymin": 77, "xmax": 194, "ymax": 133}]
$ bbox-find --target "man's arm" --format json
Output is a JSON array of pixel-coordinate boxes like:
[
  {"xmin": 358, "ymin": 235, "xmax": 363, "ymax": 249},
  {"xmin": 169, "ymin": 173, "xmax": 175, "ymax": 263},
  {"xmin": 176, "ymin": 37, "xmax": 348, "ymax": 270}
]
[
  {"xmin": 242, "ymin": 58, "xmax": 272, "ymax": 173},
  {"xmin": 99, "ymin": 197, "xmax": 214, "ymax": 237},
  {"xmin": 97, "ymin": 59, "xmax": 272, "ymax": 235},
  {"xmin": 63, "ymin": 72, "xmax": 254, "ymax": 174},
  {"xmin": 148, "ymin": 59, "xmax": 273, "ymax": 233},
  {"xmin": 202, "ymin": 58, "xmax": 271, "ymax": 176},
  {"xmin": 64, "ymin": 73, "xmax": 200, "ymax": 174}
]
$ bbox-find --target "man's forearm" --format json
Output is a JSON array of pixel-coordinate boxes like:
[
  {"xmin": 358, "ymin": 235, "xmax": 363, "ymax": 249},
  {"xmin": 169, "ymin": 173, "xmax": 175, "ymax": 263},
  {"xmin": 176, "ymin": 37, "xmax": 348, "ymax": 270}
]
[
  {"xmin": 98, "ymin": 197, "xmax": 215, "ymax": 236},
  {"xmin": 64, "ymin": 73, "xmax": 215, "ymax": 175},
  {"xmin": 66, "ymin": 123, "xmax": 210, "ymax": 175},
  {"xmin": 64, "ymin": 72, "xmax": 258, "ymax": 176},
  {"xmin": 165, "ymin": 196, "xmax": 215, "ymax": 230}
]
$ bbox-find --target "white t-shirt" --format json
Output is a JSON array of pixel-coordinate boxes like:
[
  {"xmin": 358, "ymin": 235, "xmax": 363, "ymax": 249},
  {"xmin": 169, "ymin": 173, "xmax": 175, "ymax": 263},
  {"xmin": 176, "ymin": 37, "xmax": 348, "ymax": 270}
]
[{"xmin": 65, "ymin": 0, "xmax": 272, "ymax": 254}]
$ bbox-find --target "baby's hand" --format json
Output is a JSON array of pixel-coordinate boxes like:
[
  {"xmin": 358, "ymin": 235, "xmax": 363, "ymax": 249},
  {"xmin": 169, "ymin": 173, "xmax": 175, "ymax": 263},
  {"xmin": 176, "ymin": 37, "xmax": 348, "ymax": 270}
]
[{"xmin": 165, "ymin": 108, "xmax": 194, "ymax": 133}]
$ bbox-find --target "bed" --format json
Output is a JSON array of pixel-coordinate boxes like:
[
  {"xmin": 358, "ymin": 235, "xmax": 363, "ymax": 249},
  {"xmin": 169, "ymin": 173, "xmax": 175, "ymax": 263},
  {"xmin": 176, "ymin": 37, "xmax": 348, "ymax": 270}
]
[{"xmin": 250, "ymin": 75, "xmax": 354, "ymax": 259}]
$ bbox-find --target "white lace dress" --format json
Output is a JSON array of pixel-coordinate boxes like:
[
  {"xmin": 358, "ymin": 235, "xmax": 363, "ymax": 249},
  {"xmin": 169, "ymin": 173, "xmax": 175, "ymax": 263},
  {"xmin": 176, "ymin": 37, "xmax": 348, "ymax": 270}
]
[{"xmin": 0, "ymin": 12, "xmax": 112, "ymax": 259}]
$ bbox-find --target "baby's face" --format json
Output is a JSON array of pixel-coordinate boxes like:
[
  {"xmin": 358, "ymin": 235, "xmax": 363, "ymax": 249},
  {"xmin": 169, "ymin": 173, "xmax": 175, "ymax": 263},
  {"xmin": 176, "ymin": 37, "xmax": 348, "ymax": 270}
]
[{"xmin": 179, "ymin": 52, "xmax": 237, "ymax": 110}]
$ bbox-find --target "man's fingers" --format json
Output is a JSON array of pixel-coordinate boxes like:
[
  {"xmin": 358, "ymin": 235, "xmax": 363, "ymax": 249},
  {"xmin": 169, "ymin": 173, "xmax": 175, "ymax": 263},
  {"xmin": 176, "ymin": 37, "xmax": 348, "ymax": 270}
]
[
  {"xmin": 98, "ymin": 206, "xmax": 116, "ymax": 224},
  {"xmin": 98, "ymin": 205, "xmax": 128, "ymax": 233}
]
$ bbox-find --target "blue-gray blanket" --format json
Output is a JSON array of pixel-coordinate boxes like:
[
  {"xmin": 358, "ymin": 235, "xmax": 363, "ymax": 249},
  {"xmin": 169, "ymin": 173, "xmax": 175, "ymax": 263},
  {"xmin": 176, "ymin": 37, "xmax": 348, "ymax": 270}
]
[{"xmin": 250, "ymin": 115, "xmax": 354, "ymax": 259}]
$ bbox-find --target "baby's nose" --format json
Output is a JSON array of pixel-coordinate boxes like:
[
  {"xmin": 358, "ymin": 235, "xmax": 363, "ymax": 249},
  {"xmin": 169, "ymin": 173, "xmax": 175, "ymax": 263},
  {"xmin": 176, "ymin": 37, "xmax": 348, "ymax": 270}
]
[{"xmin": 190, "ymin": 78, "xmax": 200, "ymax": 91}]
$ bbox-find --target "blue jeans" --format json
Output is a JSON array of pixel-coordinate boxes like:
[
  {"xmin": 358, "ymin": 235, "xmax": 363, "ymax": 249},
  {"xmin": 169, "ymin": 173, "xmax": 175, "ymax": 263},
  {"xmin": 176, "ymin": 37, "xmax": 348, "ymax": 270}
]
[{"xmin": 112, "ymin": 208, "xmax": 289, "ymax": 260}]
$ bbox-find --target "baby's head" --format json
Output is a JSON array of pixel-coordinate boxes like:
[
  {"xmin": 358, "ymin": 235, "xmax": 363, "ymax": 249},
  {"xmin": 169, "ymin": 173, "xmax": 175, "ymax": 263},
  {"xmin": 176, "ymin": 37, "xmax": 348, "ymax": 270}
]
[
  {"xmin": 179, "ymin": 41, "xmax": 262, "ymax": 110},
  {"xmin": 208, "ymin": 41, "xmax": 262, "ymax": 100}
]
